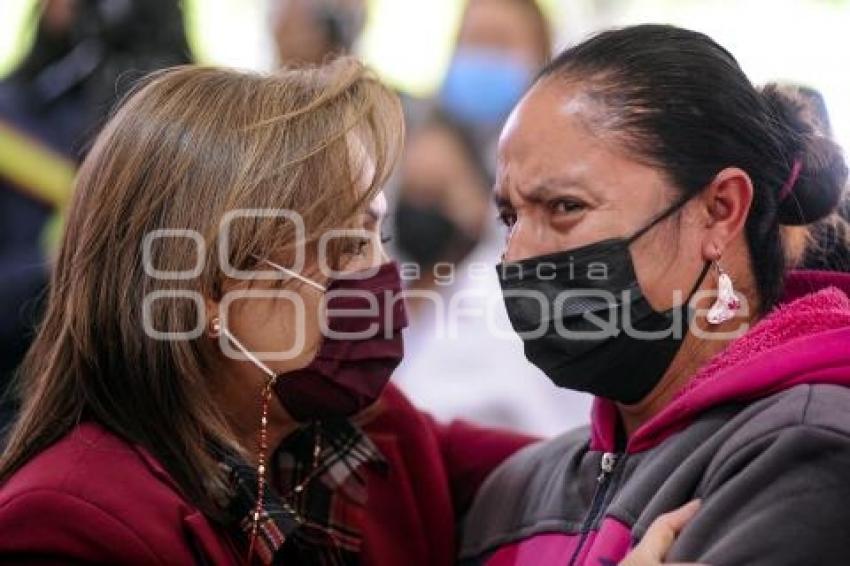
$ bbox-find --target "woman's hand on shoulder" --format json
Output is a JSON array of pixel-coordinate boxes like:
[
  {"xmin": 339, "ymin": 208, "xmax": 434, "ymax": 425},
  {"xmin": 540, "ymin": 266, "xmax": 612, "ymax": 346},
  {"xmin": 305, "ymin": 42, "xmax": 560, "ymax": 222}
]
[{"xmin": 620, "ymin": 500, "xmax": 707, "ymax": 566}]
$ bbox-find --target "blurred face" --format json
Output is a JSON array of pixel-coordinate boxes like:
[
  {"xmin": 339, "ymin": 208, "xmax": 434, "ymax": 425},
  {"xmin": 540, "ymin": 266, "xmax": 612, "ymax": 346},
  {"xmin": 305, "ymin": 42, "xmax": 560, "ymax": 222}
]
[
  {"xmin": 270, "ymin": 0, "xmax": 331, "ymax": 66},
  {"xmin": 495, "ymin": 79, "xmax": 710, "ymax": 310},
  {"xmin": 440, "ymin": 0, "xmax": 547, "ymax": 132},
  {"xmin": 270, "ymin": 0, "xmax": 365, "ymax": 66},
  {"xmin": 41, "ymin": 0, "xmax": 77, "ymax": 35},
  {"xmin": 458, "ymin": 0, "xmax": 546, "ymax": 67},
  {"xmin": 399, "ymin": 123, "xmax": 490, "ymax": 242}
]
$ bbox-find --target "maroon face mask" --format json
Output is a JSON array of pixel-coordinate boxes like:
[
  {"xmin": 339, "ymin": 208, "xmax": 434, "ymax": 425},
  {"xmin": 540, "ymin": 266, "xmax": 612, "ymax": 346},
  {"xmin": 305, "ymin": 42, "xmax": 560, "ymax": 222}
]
[{"xmin": 273, "ymin": 262, "xmax": 408, "ymax": 421}]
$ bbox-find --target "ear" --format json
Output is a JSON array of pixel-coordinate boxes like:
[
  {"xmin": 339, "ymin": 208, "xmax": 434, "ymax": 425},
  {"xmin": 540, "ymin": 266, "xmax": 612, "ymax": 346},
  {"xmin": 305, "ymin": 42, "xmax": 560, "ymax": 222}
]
[{"xmin": 698, "ymin": 167, "xmax": 754, "ymax": 260}]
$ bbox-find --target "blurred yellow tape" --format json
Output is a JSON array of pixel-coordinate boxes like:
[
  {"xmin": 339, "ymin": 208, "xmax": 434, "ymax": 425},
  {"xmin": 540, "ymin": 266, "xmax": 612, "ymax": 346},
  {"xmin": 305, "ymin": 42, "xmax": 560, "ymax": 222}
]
[{"xmin": 0, "ymin": 119, "xmax": 75, "ymax": 209}]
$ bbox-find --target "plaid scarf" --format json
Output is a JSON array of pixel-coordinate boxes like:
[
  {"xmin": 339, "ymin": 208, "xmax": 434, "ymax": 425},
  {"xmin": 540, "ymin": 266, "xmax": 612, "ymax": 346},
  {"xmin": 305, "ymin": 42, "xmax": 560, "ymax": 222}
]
[{"xmin": 218, "ymin": 419, "xmax": 387, "ymax": 565}]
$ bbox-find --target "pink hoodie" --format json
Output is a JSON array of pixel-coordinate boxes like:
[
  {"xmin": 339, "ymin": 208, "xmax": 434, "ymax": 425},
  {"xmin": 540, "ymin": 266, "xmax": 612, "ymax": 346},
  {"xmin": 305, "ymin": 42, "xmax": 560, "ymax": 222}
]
[
  {"xmin": 462, "ymin": 271, "xmax": 850, "ymax": 566},
  {"xmin": 591, "ymin": 271, "xmax": 850, "ymax": 453}
]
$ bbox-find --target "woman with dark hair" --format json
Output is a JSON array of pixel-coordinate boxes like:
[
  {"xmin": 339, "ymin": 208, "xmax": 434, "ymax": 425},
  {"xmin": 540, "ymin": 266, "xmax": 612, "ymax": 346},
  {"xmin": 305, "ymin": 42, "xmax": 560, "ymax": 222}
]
[{"xmin": 461, "ymin": 24, "xmax": 850, "ymax": 565}]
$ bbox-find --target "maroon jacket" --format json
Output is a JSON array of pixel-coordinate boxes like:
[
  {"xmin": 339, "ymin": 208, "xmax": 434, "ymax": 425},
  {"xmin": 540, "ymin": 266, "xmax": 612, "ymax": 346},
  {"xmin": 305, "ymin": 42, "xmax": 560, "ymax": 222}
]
[{"xmin": 0, "ymin": 384, "xmax": 534, "ymax": 564}]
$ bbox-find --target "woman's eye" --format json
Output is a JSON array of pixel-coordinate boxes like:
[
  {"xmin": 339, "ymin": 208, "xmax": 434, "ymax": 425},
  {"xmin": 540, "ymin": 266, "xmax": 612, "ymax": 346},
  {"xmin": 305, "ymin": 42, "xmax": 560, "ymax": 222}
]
[{"xmin": 380, "ymin": 233, "xmax": 392, "ymax": 244}]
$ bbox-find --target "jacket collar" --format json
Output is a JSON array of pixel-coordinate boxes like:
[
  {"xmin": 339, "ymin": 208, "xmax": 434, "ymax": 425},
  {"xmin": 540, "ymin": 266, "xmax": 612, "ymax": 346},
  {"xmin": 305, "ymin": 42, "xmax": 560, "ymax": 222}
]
[{"xmin": 591, "ymin": 271, "xmax": 850, "ymax": 453}]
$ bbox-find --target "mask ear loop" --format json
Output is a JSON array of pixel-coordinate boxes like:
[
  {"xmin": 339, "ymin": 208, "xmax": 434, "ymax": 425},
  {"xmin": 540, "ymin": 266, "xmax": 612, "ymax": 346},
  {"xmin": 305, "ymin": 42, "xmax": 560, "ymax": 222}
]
[
  {"xmin": 621, "ymin": 192, "xmax": 712, "ymax": 314},
  {"xmin": 686, "ymin": 261, "xmax": 713, "ymax": 304},
  {"xmin": 676, "ymin": 260, "xmax": 713, "ymax": 339},
  {"xmin": 217, "ymin": 322, "xmax": 279, "ymax": 562},
  {"xmin": 220, "ymin": 257, "xmax": 325, "ymax": 560},
  {"xmin": 219, "ymin": 326, "xmax": 276, "ymax": 379},
  {"xmin": 260, "ymin": 257, "xmax": 327, "ymax": 293},
  {"xmin": 626, "ymin": 193, "xmax": 694, "ymax": 246}
]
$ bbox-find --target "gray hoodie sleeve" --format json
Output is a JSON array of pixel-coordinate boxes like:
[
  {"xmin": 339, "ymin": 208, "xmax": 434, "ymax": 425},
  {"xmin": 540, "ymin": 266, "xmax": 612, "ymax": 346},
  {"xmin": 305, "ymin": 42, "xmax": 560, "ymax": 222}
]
[{"xmin": 667, "ymin": 388, "xmax": 850, "ymax": 566}]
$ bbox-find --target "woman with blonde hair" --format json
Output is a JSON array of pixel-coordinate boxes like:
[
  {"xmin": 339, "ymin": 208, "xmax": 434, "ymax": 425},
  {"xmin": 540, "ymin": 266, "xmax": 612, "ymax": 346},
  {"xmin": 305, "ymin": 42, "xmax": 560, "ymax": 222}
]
[{"xmin": 0, "ymin": 58, "xmax": 531, "ymax": 565}]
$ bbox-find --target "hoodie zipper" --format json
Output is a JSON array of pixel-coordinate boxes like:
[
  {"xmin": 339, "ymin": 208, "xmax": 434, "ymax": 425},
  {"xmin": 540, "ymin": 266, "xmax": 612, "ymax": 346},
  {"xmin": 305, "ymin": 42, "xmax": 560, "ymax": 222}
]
[{"xmin": 568, "ymin": 452, "xmax": 621, "ymax": 566}]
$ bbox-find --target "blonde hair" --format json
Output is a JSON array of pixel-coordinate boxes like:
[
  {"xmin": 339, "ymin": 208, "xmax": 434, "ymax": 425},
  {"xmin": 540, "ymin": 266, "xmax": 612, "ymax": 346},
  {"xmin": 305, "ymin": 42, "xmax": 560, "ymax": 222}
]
[{"xmin": 1, "ymin": 58, "xmax": 404, "ymax": 516}]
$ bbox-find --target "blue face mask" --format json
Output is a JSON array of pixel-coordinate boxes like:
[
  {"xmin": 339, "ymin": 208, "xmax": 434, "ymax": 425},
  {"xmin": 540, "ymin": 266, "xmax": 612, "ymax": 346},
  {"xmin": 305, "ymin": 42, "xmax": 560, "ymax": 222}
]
[{"xmin": 439, "ymin": 48, "xmax": 533, "ymax": 128}]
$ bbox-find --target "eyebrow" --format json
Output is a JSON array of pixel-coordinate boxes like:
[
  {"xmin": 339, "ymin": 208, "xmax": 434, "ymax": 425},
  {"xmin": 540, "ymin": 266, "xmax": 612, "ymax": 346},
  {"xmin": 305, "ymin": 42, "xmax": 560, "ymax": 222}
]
[{"xmin": 494, "ymin": 177, "xmax": 587, "ymax": 207}]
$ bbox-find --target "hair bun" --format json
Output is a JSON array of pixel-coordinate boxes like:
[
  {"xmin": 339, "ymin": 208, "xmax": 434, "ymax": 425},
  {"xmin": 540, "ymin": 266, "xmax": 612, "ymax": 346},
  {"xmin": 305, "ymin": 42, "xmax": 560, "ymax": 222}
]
[{"xmin": 761, "ymin": 83, "xmax": 848, "ymax": 226}]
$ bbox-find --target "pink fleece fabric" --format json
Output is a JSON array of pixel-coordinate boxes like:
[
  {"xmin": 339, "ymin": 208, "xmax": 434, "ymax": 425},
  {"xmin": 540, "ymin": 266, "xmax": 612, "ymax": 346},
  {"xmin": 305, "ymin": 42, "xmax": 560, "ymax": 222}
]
[
  {"xmin": 678, "ymin": 287, "xmax": 850, "ymax": 397},
  {"xmin": 591, "ymin": 273, "xmax": 850, "ymax": 453}
]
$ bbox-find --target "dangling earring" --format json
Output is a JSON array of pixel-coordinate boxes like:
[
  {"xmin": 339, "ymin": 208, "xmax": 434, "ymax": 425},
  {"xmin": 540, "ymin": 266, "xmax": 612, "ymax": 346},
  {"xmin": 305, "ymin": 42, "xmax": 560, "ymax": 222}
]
[
  {"xmin": 209, "ymin": 314, "xmax": 275, "ymax": 561},
  {"xmin": 247, "ymin": 377, "xmax": 276, "ymax": 563},
  {"xmin": 706, "ymin": 260, "xmax": 741, "ymax": 325}
]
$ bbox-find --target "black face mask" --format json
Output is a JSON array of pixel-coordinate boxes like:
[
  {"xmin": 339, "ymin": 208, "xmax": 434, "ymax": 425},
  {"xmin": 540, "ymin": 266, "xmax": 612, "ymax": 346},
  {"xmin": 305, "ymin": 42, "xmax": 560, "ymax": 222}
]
[
  {"xmin": 395, "ymin": 199, "xmax": 479, "ymax": 267},
  {"xmin": 497, "ymin": 198, "xmax": 711, "ymax": 405}
]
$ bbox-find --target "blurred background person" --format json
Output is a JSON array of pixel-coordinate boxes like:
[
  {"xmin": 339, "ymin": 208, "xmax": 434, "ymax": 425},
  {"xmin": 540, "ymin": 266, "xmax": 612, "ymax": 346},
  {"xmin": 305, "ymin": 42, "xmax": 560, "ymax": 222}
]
[
  {"xmin": 782, "ymin": 84, "xmax": 850, "ymax": 274},
  {"xmin": 0, "ymin": 0, "xmax": 193, "ymax": 440},
  {"xmin": 267, "ymin": 0, "xmax": 436, "ymax": 161},
  {"xmin": 437, "ymin": 0, "xmax": 551, "ymax": 176},
  {"xmin": 391, "ymin": 0, "xmax": 593, "ymax": 437},
  {"xmin": 805, "ymin": 196, "xmax": 850, "ymax": 271},
  {"xmin": 270, "ymin": 0, "xmax": 367, "ymax": 67}
]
